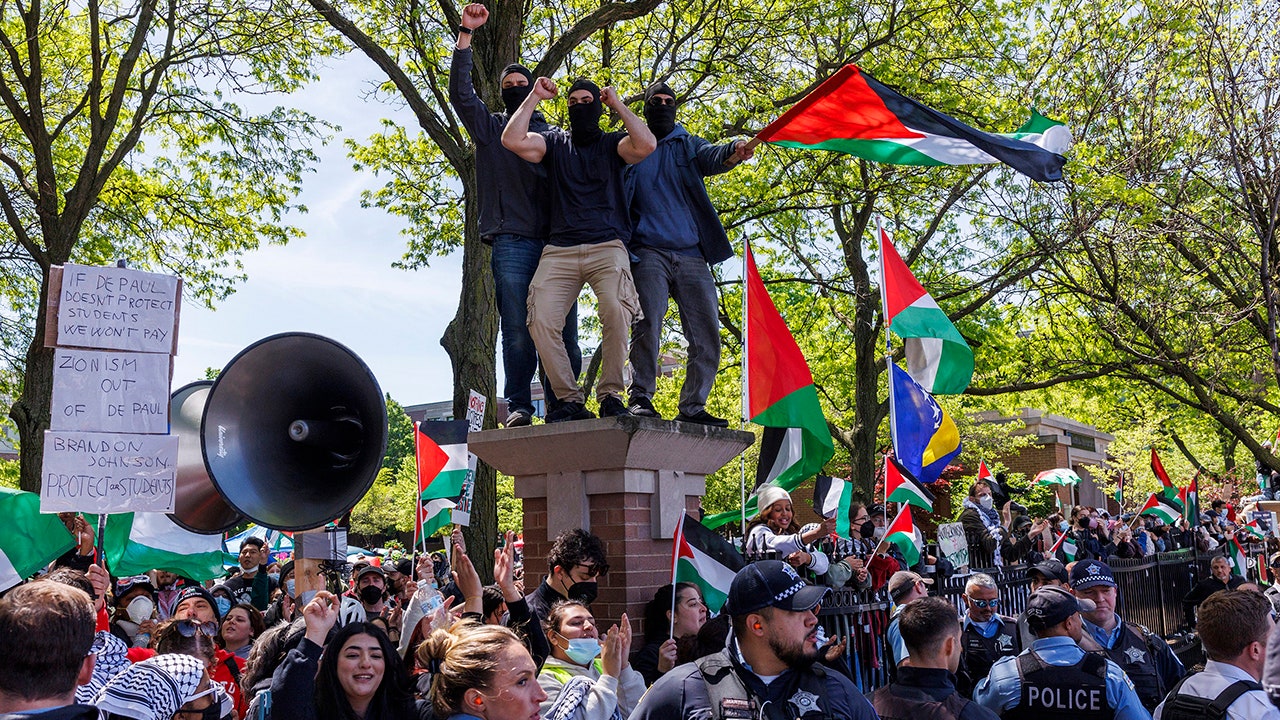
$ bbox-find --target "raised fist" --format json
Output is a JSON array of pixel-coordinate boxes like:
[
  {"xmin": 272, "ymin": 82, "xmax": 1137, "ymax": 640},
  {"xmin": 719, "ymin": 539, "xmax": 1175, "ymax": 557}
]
[
  {"xmin": 600, "ymin": 86, "xmax": 621, "ymax": 110},
  {"xmin": 532, "ymin": 77, "xmax": 558, "ymax": 101},
  {"xmin": 461, "ymin": 3, "xmax": 488, "ymax": 29}
]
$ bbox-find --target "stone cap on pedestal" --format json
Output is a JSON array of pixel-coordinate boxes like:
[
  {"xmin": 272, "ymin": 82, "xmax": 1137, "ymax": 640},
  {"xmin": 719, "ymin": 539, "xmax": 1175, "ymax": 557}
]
[{"xmin": 469, "ymin": 415, "xmax": 753, "ymax": 476}]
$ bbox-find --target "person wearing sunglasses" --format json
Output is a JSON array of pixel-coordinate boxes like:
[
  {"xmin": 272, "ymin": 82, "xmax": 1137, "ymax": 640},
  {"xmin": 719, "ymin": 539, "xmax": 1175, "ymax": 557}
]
[
  {"xmin": 957, "ymin": 573, "xmax": 1021, "ymax": 698},
  {"xmin": 95, "ymin": 654, "xmax": 233, "ymax": 720},
  {"xmin": 621, "ymin": 81, "xmax": 752, "ymax": 427},
  {"xmin": 141, "ymin": 616, "xmax": 247, "ymax": 719}
]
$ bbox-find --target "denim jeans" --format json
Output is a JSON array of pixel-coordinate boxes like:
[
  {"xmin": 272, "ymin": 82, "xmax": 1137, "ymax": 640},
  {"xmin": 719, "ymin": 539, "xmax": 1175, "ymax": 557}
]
[
  {"xmin": 627, "ymin": 247, "xmax": 720, "ymax": 415},
  {"xmin": 491, "ymin": 235, "xmax": 580, "ymax": 414}
]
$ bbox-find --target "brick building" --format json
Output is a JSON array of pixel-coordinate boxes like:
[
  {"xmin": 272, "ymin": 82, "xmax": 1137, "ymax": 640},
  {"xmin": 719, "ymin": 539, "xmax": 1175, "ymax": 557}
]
[{"xmin": 975, "ymin": 408, "xmax": 1116, "ymax": 512}]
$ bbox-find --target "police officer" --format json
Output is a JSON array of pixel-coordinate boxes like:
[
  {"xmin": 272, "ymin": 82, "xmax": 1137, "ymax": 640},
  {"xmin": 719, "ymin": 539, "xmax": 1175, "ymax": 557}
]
[
  {"xmin": 1017, "ymin": 560, "xmax": 1070, "ymax": 647},
  {"xmin": 887, "ymin": 570, "xmax": 934, "ymax": 668},
  {"xmin": 1071, "ymin": 560, "xmax": 1185, "ymax": 711},
  {"xmin": 958, "ymin": 573, "xmax": 1022, "ymax": 697},
  {"xmin": 973, "ymin": 585, "xmax": 1149, "ymax": 720},
  {"xmin": 628, "ymin": 560, "xmax": 878, "ymax": 720},
  {"xmin": 1156, "ymin": 590, "xmax": 1278, "ymax": 720}
]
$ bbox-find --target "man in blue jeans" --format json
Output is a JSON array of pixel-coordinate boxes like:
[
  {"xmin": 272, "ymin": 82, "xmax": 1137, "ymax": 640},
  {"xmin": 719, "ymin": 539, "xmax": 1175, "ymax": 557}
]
[
  {"xmin": 449, "ymin": 3, "xmax": 580, "ymax": 427},
  {"xmin": 623, "ymin": 81, "xmax": 751, "ymax": 426}
]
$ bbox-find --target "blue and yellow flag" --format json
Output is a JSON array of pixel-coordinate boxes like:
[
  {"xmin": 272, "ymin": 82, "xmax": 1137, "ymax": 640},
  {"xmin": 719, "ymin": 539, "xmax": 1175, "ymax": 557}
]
[{"xmin": 889, "ymin": 362, "xmax": 961, "ymax": 483}]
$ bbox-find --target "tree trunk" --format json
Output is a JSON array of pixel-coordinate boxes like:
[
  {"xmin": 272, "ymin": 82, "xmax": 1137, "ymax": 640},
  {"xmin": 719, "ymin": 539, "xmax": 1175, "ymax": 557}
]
[
  {"xmin": 10, "ymin": 269, "xmax": 54, "ymax": 493},
  {"xmin": 441, "ymin": 177, "xmax": 499, "ymax": 583}
]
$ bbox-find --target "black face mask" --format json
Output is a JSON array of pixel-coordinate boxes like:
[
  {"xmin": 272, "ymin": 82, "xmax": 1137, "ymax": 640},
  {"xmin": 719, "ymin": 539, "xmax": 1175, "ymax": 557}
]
[
  {"xmin": 566, "ymin": 581, "xmax": 598, "ymax": 605},
  {"xmin": 644, "ymin": 103, "xmax": 676, "ymax": 139},
  {"xmin": 359, "ymin": 585, "xmax": 385, "ymax": 605},
  {"xmin": 568, "ymin": 102, "xmax": 603, "ymax": 145},
  {"xmin": 502, "ymin": 84, "xmax": 533, "ymax": 115},
  {"xmin": 859, "ymin": 520, "xmax": 877, "ymax": 540}
]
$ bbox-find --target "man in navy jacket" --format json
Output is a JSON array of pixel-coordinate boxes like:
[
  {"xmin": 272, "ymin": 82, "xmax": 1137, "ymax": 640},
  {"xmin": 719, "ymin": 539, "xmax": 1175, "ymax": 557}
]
[{"xmin": 623, "ymin": 82, "xmax": 751, "ymax": 426}]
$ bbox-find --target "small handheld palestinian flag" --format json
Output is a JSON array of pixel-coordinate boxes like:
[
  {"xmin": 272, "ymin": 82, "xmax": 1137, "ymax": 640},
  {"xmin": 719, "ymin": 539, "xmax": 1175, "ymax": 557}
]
[
  {"xmin": 416, "ymin": 420, "xmax": 470, "ymax": 538},
  {"xmin": 672, "ymin": 514, "xmax": 746, "ymax": 613},
  {"xmin": 976, "ymin": 459, "xmax": 994, "ymax": 484},
  {"xmin": 754, "ymin": 65, "xmax": 1070, "ymax": 182},
  {"xmin": 1049, "ymin": 530, "xmax": 1077, "ymax": 562},
  {"xmin": 885, "ymin": 455, "xmax": 935, "ymax": 511},
  {"xmin": 1138, "ymin": 492, "xmax": 1183, "ymax": 524},
  {"xmin": 1227, "ymin": 537, "xmax": 1249, "ymax": 577},
  {"xmin": 812, "ymin": 475, "xmax": 853, "ymax": 538},
  {"xmin": 878, "ymin": 504, "xmax": 921, "ymax": 566},
  {"xmin": 1150, "ymin": 449, "xmax": 1180, "ymax": 500},
  {"xmin": 1241, "ymin": 520, "xmax": 1266, "ymax": 541}
]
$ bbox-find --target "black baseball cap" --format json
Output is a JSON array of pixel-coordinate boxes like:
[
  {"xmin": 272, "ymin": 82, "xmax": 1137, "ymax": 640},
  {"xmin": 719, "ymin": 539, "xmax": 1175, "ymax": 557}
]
[
  {"xmin": 1025, "ymin": 586, "xmax": 1096, "ymax": 632},
  {"xmin": 1069, "ymin": 560, "xmax": 1117, "ymax": 590},
  {"xmin": 868, "ymin": 504, "xmax": 886, "ymax": 517},
  {"xmin": 723, "ymin": 560, "xmax": 829, "ymax": 616},
  {"xmin": 1027, "ymin": 559, "xmax": 1069, "ymax": 584},
  {"xmin": 173, "ymin": 584, "xmax": 221, "ymax": 620},
  {"xmin": 356, "ymin": 564, "xmax": 386, "ymax": 581}
]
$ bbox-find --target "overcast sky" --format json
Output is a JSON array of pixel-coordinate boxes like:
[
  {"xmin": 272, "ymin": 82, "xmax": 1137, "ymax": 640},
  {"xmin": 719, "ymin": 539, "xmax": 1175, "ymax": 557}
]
[{"xmin": 171, "ymin": 54, "xmax": 463, "ymax": 408}]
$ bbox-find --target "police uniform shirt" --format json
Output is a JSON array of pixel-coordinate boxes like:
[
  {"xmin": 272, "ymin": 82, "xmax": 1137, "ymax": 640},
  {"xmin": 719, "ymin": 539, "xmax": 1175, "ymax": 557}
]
[
  {"xmin": 1153, "ymin": 660, "xmax": 1280, "ymax": 720},
  {"xmin": 1082, "ymin": 614, "xmax": 1186, "ymax": 687},
  {"xmin": 972, "ymin": 636, "xmax": 1151, "ymax": 720},
  {"xmin": 888, "ymin": 604, "xmax": 908, "ymax": 665}
]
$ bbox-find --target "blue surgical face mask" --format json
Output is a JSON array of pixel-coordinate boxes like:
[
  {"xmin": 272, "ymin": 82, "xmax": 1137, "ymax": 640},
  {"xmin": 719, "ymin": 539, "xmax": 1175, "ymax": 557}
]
[
  {"xmin": 285, "ymin": 579, "xmax": 295, "ymax": 598},
  {"xmin": 563, "ymin": 637, "xmax": 601, "ymax": 666},
  {"xmin": 1059, "ymin": 521, "xmax": 1070, "ymax": 532},
  {"xmin": 268, "ymin": 573, "xmax": 280, "ymax": 584},
  {"xmin": 215, "ymin": 597, "xmax": 232, "ymax": 617}
]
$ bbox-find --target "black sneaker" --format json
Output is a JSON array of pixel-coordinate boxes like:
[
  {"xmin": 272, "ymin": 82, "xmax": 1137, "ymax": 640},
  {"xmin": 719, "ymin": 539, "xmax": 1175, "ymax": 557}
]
[
  {"xmin": 599, "ymin": 395, "xmax": 631, "ymax": 418},
  {"xmin": 503, "ymin": 409, "xmax": 532, "ymax": 428},
  {"xmin": 546, "ymin": 402, "xmax": 595, "ymax": 423},
  {"xmin": 627, "ymin": 396, "xmax": 661, "ymax": 419},
  {"xmin": 675, "ymin": 410, "xmax": 730, "ymax": 428}
]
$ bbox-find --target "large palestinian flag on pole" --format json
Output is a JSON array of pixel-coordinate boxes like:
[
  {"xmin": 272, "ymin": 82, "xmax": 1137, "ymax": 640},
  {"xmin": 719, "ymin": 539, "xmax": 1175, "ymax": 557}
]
[
  {"xmin": 416, "ymin": 420, "xmax": 470, "ymax": 537},
  {"xmin": 1150, "ymin": 449, "xmax": 1180, "ymax": 500},
  {"xmin": 100, "ymin": 513, "xmax": 228, "ymax": 580},
  {"xmin": 704, "ymin": 241, "xmax": 834, "ymax": 529},
  {"xmin": 0, "ymin": 488, "xmax": 76, "ymax": 591},
  {"xmin": 878, "ymin": 224, "xmax": 973, "ymax": 394},
  {"xmin": 672, "ymin": 514, "xmax": 746, "ymax": 613},
  {"xmin": 1138, "ymin": 492, "xmax": 1183, "ymax": 524},
  {"xmin": 755, "ymin": 65, "xmax": 1070, "ymax": 182}
]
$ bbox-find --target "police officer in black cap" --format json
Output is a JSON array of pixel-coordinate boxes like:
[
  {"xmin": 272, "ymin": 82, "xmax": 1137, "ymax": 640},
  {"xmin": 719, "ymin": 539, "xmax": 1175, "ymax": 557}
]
[
  {"xmin": 629, "ymin": 559, "xmax": 878, "ymax": 720},
  {"xmin": 1016, "ymin": 559, "xmax": 1070, "ymax": 647},
  {"xmin": 1072, "ymin": 559, "xmax": 1185, "ymax": 711},
  {"xmin": 973, "ymin": 586, "xmax": 1148, "ymax": 720}
]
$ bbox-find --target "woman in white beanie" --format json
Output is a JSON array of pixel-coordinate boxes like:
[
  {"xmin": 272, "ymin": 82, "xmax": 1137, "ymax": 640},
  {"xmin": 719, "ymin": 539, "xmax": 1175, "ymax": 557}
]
[{"xmin": 744, "ymin": 486, "xmax": 835, "ymax": 575}]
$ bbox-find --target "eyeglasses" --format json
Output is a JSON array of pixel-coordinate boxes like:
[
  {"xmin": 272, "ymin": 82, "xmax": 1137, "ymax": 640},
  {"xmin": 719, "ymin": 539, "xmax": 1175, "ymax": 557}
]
[
  {"xmin": 648, "ymin": 97, "xmax": 675, "ymax": 106},
  {"xmin": 966, "ymin": 596, "xmax": 1000, "ymax": 609},
  {"xmin": 174, "ymin": 619, "xmax": 219, "ymax": 638}
]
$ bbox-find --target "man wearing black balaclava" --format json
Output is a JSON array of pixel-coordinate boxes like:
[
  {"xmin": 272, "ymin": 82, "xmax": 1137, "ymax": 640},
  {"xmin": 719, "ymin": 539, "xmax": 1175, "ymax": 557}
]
[
  {"xmin": 623, "ymin": 82, "xmax": 752, "ymax": 426},
  {"xmin": 449, "ymin": 3, "xmax": 581, "ymax": 428},
  {"xmin": 502, "ymin": 73, "xmax": 657, "ymax": 422}
]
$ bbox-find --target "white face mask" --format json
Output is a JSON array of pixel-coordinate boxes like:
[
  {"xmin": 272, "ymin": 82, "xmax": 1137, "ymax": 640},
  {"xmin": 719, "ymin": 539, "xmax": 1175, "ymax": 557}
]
[
  {"xmin": 126, "ymin": 596, "xmax": 155, "ymax": 625},
  {"xmin": 979, "ymin": 495, "xmax": 995, "ymax": 510}
]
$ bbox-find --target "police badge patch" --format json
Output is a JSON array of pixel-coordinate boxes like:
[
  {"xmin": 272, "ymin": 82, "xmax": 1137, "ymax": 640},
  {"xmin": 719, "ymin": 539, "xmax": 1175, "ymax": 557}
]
[
  {"xmin": 997, "ymin": 634, "xmax": 1015, "ymax": 652},
  {"xmin": 1124, "ymin": 646, "xmax": 1146, "ymax": 665},
  {"xmin": 788, "ymin": 689, "xmax": 821, "ymax": 716}
]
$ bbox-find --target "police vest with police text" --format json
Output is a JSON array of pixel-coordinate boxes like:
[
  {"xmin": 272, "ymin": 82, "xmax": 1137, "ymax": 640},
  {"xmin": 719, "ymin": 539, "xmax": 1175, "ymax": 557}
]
[
  {"xmin": 1005, "ymin": 650, "xmax": 1113, "ymax": 720},
  {"xmin": 695, "ymin": 650, "xmax": 834, "ymax": 720},
  {"xmin": 1100, "ymin": 623, "xmax": 1164, "ymax": 710}
]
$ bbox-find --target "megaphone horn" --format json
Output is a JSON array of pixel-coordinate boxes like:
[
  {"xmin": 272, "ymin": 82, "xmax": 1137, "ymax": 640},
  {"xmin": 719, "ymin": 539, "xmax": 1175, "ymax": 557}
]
[
  {"xmin": 168, "ymin": 381, "xmax": 243, "ymax": 534},
  {"xmin": 194, "ymin": 332, "xmax": 387, "ymax": 532}
]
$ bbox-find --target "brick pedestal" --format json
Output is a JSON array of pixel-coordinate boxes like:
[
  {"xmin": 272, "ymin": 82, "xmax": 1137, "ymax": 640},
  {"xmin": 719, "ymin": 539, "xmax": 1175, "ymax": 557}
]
[{"xmin": 469, "ymin": 416, "xmax": 753, "ymax": 629}]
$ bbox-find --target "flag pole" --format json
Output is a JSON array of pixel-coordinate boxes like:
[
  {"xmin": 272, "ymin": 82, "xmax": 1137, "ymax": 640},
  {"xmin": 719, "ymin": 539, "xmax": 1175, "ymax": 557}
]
[
  {"xmin": 879, "ymin": 219, "xmax": 899, "ymax": 471},
  {"xmin": 669, "ymin": 514, "xmax": 683, "ymax": 641}
]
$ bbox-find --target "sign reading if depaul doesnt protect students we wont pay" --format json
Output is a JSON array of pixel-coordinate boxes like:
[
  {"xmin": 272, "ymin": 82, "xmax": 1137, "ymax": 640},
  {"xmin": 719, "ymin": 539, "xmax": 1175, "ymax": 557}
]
[{"xmin": 55, "ymin": 264, "xmax": 179, "ymax": 354}]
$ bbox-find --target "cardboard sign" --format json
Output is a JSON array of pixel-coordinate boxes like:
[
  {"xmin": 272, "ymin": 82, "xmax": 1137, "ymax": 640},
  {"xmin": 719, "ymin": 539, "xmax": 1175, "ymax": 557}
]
[
  {"xmin": 51, "ymin": 349, "xmax": 171, "ymax": 433},
  {"xmin": 452, "ymin": 390, "xmax": 486, "ymax": 528},
  {"xmin": 51, "ymin": 264, "xmax": 180, "ymax": 353},
  {"xmin": 465, "ymin": 390, "xmax": 486, "ymax": 432},
  {"xmin": 40, "ymin": 431, "xmax": 179, "ymax": 513},
  {"xmin": 936, "ymin": 522, "xmax": 970, "ymax": 570}
]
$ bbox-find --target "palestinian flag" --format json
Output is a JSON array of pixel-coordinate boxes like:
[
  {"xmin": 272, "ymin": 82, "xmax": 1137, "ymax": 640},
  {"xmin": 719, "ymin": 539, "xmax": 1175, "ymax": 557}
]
[
  {"xmin": 1184, "ymin": 473, "xmax": 1199, "ymax": 524},
  {"xmin": 1150, "ymin": 449, "xmax": 1180, "ymax": 500},
  {"xmin": 976, "ymin": 459, "xmax": 994, "ymax": 484},
  {"xmin": 813, "ymin": 475, "xmax": 853, "ymax": 538},
  {"xmin": 1139, "ymin": 492, "xmax": 1183, "ymax": 524},
  {"xmin": 1035, "ymin": 468, "xmax": 1082, "ymax": 486},
  {"xmin": 881, "ymin": 504, "xmax": 921, "ymax": 566},
  {"xmin": 878, "ymin": 224, "xmax": 973, "ymax": 394},
  {"xmin": 889, "ymin": 362, "xmax": 961, "ymax": 483},
  {"xmin": 755, "ymin": 65, "xmax": 1069, "ymax": 182},
  {"xmin": 99, "ymin": 512, "xmax": 229, "ymax": 581},
  {"xmin": 705, "ymin": 241, "xmax": 834, "ymax": 529},
  {"xmin": 0, "ymin": 488, "xmax": 76, "ymax": 591},
  {"xmin": 1049, "ymin": 530, "xmax": 1077, "ymax": 562},
  {"xmin": 1227, "ymin": 537, "xmax": 1249, "ymax": 577},
  {"xmin": 416, "ymin": 420, "xmax": 470, "ymax": 537},
  {"xmin": 885, "ymin": 456, "xmax": 935, "ymax": 511},
  {"xmin": 1241, "ymin": 520, "xmax": 1266, "ymax": 541},
  {"xmin": 672, "ymin": 514, "xmax": 746, "ymax": 613}
]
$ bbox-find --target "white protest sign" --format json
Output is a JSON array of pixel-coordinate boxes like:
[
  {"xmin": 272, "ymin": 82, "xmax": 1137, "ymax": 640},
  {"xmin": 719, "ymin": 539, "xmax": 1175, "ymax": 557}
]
[
  {"xmin": 40, "ymin": 431, "xmax": 179, "ymax": 513},
  {"xmin": 936, "ymin": 522, "xmax": 970, "ymax": 570},
  {"xmin": 56, "ymin": 264, "xmax": 179, "ymax": 353},
  {"xmin": 51, "ymin": 349, "xmax": 170, "ymax": 433},
  {"xmin": 453, "ymin": 390, "xmax": 486, "ymax": 527}
]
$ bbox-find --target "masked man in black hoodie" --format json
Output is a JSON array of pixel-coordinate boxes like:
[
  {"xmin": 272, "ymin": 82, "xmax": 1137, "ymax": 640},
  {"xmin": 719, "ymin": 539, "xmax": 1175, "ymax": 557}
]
[
  {"xmin": 502, "ymin": 74, "xmax": 656, "ymax": 422},
  {"xmin": 450, "ymin": 4, "xmax": 580, "ymax": 428}
]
